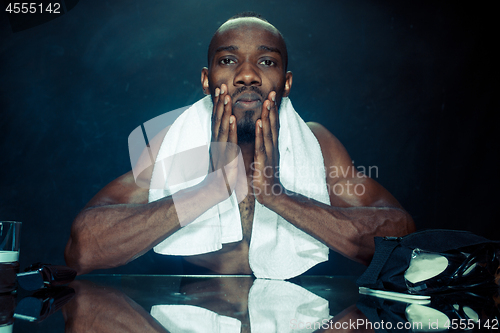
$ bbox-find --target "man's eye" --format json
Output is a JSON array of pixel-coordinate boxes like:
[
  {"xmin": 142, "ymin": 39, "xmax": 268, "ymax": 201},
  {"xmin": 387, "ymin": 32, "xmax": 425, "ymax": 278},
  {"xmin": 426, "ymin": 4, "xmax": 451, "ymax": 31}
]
[
  {"xmin": 220, "ymin": 58, "xmax": 235, "ymax": 65},
  {"xmin": 259, "ymin": 60, "xmax": 276, "ymax": 67}
]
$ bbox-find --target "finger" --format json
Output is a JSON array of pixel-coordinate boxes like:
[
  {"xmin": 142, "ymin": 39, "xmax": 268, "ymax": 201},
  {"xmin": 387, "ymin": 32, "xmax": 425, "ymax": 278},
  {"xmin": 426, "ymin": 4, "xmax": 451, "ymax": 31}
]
[
  {"xmin": 268, "ymin": 91, "xmax": 279, "ymax": 147},
  {"xmin": 214, "ymin": 87, "xmax": 220, "ymax": 105},
  {"xmin": 218, "ymin": 94, "xmax": 232, "ymax": 143},
  {"xmin": 212, "ymin": 84, "xmax": 226, "ymax": 141},
  {"xmin": 211, "ymin": 89, "xmax": 221, "ymax": 140},
  {"xmin": 254, "ymin": 119, "xmax": 266, "ymax": 167},
  {"xmin": 228, "ymin": 115, "xmax": 237, "ymax": 145},
  {"xmin": 210, "ymin": 85, "xmax": 224, "ymax": 171},
  {"xmin": 261, "ymin": 99, "xmax": 274, "ymax": 160},
  {"xmin": 226, "ymin": 115, "xmax": 238, "ymax": 170},
  {"xmin": 212, "ymin": 86, "xmax": 219, "ymax": 122}
]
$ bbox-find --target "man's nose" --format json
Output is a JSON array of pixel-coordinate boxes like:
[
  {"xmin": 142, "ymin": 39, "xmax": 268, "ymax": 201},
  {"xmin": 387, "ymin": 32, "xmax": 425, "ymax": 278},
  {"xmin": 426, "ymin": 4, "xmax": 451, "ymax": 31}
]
[{"xmin": 234, "ymin": 62, "xmax": 261, "ymax": 86}]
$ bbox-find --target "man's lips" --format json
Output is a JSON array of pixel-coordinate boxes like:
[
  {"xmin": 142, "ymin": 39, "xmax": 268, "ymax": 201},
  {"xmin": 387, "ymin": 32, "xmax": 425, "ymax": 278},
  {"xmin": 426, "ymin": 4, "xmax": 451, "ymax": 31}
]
[{"xmin": 234, "ymin": 92, "xmax": 262, "ymax": 107}]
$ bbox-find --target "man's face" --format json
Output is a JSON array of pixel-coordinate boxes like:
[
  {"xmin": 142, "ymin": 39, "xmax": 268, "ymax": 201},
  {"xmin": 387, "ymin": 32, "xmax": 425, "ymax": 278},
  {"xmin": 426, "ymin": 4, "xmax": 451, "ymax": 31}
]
[{"xmin": 202, "ymin": 18, "xmax": 292, "ymax": 143}]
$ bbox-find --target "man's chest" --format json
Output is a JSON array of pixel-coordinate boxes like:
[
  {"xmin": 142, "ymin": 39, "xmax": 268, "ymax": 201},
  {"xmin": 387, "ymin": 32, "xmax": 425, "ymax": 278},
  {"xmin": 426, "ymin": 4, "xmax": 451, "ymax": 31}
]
[{"xmin": 238, "ymin": 192, "xmax": 255, "ymax": 242}]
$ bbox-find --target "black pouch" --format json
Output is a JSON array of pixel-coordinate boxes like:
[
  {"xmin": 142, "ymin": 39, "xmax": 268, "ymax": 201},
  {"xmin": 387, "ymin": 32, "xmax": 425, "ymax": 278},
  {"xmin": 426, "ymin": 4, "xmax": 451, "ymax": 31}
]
[
  {"xmin": 357, "ymin": 290, "xmax": 500, "ymax": 333},
  {"xmin": 356, "ymin": 229, "xmax": 500, "ymax": 295}
]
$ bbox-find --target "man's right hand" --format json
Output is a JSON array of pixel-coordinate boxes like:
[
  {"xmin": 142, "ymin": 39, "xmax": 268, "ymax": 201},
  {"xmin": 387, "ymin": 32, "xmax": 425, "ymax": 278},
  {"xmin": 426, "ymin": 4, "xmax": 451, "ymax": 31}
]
[{"xmin": 209, "ymin": 84, "xmax": 247, "ymax": 203}]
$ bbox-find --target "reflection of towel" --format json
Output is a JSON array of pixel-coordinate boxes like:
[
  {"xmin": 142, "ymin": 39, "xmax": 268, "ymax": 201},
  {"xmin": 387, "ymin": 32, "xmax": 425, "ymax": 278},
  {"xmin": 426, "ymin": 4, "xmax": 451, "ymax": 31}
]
[
  {"xmin": 150, "ymin": 279, "xmax": 332, "ymax": 333},
  {"xmin": 149, "ymin": 95, "xmax": 330, "ymax": 279},
  {"xmin": 151, "ymin": 305, "xmax": 241, "ymax": 333},
  {"xmin": 248, "ymin": 279, "xmax": 332, "ymax": 332}
]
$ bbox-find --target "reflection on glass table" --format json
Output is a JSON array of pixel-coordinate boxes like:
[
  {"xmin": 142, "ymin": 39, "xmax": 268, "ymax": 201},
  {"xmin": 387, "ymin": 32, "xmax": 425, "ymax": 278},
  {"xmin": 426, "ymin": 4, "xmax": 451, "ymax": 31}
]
[
  {"xmin": 4, "ymin": 275, "xmax": 499, "ymax": 332},
  {"xmin": 60, "ymin": 275, "xmax": 359, "ymax": 333}
]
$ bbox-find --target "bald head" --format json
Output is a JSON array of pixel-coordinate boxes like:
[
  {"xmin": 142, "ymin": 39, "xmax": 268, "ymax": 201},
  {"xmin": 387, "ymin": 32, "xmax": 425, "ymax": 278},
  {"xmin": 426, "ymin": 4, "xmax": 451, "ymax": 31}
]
[{"xmin": 207, "ymin": 17, "xmax": 288, "ymax": 73}]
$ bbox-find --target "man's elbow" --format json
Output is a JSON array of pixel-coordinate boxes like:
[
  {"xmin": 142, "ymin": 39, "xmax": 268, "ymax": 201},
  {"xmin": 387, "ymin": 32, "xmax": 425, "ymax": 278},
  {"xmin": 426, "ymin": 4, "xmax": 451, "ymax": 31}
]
[
  {"xmin": 64, "ymin": 222, "xmax": 134, "ymax": 275},
  {"xmin": 381, "ymin": 207, "xmax": 415, "ymax": 237},
  {"xmin": 64, "ymin": 235, "xmax": 93, "ymax": 276},
  {"xmin": 400, "ymin": 210, "xmax": 416, "ymax": 236},
  {"xmin": 64, "ymin": 217, "xmax": 102, "ymax": 276}
]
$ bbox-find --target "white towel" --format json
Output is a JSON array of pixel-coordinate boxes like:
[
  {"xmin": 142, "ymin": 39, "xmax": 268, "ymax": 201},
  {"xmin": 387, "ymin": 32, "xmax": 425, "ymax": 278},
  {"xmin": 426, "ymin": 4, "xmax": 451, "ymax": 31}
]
[
  {"xmin": 150, "ymin": 279, "xmax": 332, "ymax": 333},
  {"xmin": 148, "ymin": 95, "xmax": 330, "ymax": 279}
]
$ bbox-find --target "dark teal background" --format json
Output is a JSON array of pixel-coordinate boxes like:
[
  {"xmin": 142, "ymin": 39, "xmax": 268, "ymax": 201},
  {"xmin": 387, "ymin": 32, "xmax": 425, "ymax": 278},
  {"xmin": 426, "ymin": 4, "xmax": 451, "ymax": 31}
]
[{"xmin": 0, "ymin": 0, "xmax": 497, "ymax": 274}]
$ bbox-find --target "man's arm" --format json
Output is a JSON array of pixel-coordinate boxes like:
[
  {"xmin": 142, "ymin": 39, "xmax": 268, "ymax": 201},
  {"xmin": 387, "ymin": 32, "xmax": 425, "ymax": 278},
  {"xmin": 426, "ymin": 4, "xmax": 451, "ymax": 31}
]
[
  {"xmin": 64, "ymin": 171, "xmax": 225, "ymax": 275},
  {"xmin": 282, "ymin": 122, "xmax": 415, "ymax": 265},
  {"xmin": 65, "ymin": 85, "xmax": 240, "ymax": 275},
  {"xmin": 252, "ymin": 96, "xmax": 415, "ymax": 265}
]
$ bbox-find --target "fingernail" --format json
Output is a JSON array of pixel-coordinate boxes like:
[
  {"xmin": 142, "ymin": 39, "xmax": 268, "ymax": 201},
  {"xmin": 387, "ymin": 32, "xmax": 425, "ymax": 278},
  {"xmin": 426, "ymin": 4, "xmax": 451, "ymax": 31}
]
[
  {"xmin": 272, "ymin": 93, "xmax": 275, "ymax": 102},
  {"xmin": 220, "ymin": 85, "xmax": 225, "ymax": 95},
  {"xmin": 259, "ymin": 120, "xmax": 262, "ymax": 128},
  {"xmin": 224, "ymin": 95, "xmax": 229, "ymax": 105},
  {"xmin": 267, "ymin": 103, "xmax": 271, "ymax": 111},
  {"xmin": 229, "ymin": 116, "xmax": 234, "ymax": 124},
  {"xmin": 215, "ymin": 88, "xmax": 219, "ymax": 97}
]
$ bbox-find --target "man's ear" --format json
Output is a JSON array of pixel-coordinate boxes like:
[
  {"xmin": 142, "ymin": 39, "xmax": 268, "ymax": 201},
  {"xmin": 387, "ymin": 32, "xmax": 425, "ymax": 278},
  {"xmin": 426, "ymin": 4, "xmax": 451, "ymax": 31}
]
[
  {"xmin": 201, "ymin": 67, "xmax": 210, "ymax": 95},
  {"xmin": 283, "ymin": 71, "xmax": 293, "ymax": 97}
]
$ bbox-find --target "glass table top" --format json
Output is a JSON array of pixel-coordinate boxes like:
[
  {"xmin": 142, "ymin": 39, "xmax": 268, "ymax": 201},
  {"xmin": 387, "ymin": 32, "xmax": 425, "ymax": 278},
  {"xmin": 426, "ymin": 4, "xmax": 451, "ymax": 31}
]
[{"xmin": 2, "ymin": 274, "xmax": 499, "ymax": 332}]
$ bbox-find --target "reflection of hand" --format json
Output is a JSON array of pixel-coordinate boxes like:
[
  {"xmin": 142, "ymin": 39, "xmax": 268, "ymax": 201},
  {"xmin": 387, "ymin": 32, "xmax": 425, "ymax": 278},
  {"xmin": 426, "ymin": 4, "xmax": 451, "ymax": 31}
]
[
  {"xmin": 252, "ymin": 91, "xmax": 283, "ymax": 207},
  {"xmin": 209, "ymin": 84, "xmax": 247, "ymax": 203},
  {"xmin": 62, "ymin": 280, "xmax": 169, "ymax": 333},
  {"xmin": 180, "ymin": 276, "xmax": 254, "ymax": 318}
]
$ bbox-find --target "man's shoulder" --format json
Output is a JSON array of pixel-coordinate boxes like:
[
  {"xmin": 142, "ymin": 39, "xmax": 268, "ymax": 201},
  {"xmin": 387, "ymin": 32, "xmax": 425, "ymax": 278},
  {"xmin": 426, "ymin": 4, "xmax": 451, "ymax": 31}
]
[
  {"xmin": 306, "ymin": 121, "xmax": 345, "ymax": 155},
  {"xmin": 306, "ymin": 122, "xmax": 335, "ymax": 141},
  {"xmin": 306, "ymin": 121, "xmax": 352, "ymax": 168}
]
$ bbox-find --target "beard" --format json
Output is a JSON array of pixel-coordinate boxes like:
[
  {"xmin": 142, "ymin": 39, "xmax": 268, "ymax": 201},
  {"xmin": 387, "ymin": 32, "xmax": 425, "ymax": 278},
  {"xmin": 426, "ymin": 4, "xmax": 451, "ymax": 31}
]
[
  {"xmin": 208, "ymin": 84, "xmax": 284, "ymax": 145},
  {"xmin": 236, "ymin": 111, "xmax": 256, "ymax": 144}
]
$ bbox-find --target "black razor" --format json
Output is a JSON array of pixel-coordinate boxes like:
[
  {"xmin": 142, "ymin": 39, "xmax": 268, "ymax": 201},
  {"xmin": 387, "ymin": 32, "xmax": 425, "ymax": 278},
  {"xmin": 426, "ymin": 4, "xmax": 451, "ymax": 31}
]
[{"xmin": 16, "ymin": 263, "xmax": 76, "ymax": 291}]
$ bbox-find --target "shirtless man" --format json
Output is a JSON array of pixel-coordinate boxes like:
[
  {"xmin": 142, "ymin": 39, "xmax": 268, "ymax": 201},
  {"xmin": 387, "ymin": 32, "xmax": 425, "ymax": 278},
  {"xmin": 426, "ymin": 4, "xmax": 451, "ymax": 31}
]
[{"xmin": 65, "ymin": 13, "xmax": 415, "ymax": 275}]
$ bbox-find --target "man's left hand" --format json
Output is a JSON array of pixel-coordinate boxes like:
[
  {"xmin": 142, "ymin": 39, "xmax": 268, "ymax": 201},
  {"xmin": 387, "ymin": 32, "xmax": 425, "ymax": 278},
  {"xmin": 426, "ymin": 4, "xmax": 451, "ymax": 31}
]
[{"xmin": 252, "ymin": 91, "xmax": 284, "ymax": 207}]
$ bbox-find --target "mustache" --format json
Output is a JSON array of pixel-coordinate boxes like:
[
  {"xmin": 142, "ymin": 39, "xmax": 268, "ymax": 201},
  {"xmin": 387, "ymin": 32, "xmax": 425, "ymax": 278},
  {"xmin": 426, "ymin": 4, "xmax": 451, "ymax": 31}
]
[{"xmin": 231, "ymin": 86, "xmax": 264, "ymax": 100}]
